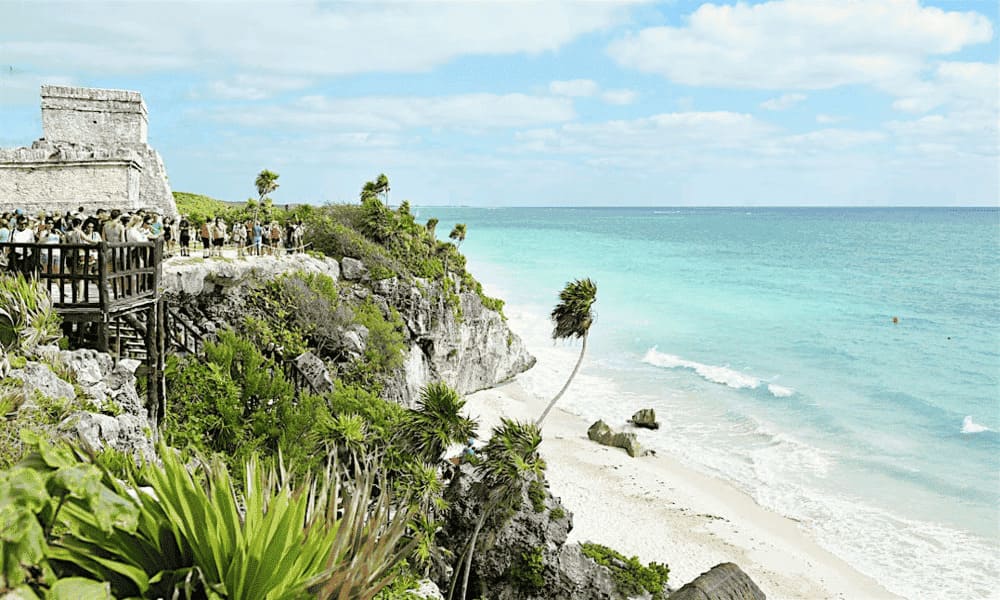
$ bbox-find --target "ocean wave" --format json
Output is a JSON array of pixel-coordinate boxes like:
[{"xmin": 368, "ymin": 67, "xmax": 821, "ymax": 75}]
[
  {"xmin": 642, "ymin": 347, "xmax": 760, "ymax": 389},
  {"xmin": 767, "ymin": 384, "xmax": 795, "ymax": 397},
  {"xmin": 961, "ymin": 415, "xmax": 990, "ymax": 434}
]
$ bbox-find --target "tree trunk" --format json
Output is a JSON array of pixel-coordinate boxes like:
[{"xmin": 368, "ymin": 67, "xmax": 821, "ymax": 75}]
[
  {"xmin": 460, "ymin": 508, "xmax": 489, "ymax": 600},
  {"xmin": 535, "ymin": 334, "xmax": 588, "ymax": 427}
]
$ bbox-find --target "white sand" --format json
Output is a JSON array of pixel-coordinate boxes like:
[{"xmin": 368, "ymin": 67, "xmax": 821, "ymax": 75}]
[{"xmin": 462, "ymin": 311, "xmax": 900, "ymax": 600}]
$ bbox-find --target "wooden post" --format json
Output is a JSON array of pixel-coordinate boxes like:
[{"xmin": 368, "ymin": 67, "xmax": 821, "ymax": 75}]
[
  {"xmin": 144, "ymin": 304, "xmax": 160, "ymax": 432},
  {"xmin": 157, "ymin": 298, "xmax": 167, "ymax": 437}
]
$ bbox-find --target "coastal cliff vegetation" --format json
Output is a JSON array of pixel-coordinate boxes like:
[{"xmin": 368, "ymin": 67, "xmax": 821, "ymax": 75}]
[{"xmin": 0, "ymin": 174, "xmax": 668, "ymax": 600}]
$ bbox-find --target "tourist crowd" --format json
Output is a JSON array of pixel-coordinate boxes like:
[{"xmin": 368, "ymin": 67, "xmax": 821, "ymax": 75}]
[{"xmin": 0, "ymin": 206, "xmax": 306, "ymax": 274}]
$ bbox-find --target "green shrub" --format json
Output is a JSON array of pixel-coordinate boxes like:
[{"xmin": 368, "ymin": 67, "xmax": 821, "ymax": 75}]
[
  {"xmin": 581, "ymin": 542, "xmax": 670, "ymax": 599},
  {"xmin": 509, "ymin": 546, "xmax": 545, "ymax": 592},
  {"xmin": 528, "ymin": 478, "xmax": 547, "ymax": 513},
  {"xmin": 346, "ymin": 300, "xmax": 405, "ymax": 385},
  {"xmin": 550, "ymin": 506, "xmax": 566, "ymax": 520},
  {"xmin": 0, "ymin": 273, "xmax": 62, "ymax": 354}
]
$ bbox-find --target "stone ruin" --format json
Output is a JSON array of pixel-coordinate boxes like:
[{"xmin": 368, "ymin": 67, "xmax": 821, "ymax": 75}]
[{"xmin": 0, "ymin": 85, "xmax": 178, "ymax": 218}]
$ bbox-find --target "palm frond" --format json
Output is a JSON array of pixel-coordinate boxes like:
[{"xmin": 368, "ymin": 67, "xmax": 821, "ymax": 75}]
[{"xmin": 550, "ymin": 278, "xmax": 597, "ymax": 340}]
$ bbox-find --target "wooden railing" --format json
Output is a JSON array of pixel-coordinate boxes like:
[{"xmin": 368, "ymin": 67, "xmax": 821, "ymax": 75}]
[
  {"xmin": 164, "ymin": 303, "xmax": 205, "ymax": 357},
  {"xmin": 0, "ymin": 239, "xmax": 162, "ymax": 315}
]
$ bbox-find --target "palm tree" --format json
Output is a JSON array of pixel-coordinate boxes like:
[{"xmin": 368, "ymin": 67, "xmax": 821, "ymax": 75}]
[
  {"xmin": 449, "ymin": 419, "xmax": 545, "ymax": 600},
  {"xmin": 401, "ymin": 382, "xmax": 477, "ymax": 464},
  {"xmin": 449, "ymin": 223, "xmax": 467, "ymax": 250},
  {"xmin": 535, "ymin": 278, "xmax": 597, "ymax": 426},
  {"xmin": 254, "ymin": 169, "xmax": 280, "ymax": 222},
  {"xmin": 375, "ymin": 173, "xmax": 391, "ymax": 206}
]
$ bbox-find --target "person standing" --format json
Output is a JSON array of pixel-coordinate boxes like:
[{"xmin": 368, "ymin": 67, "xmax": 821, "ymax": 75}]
[
  {"xmin": 252, "ymin": 220, "xmax": 263, "ymax": 256},
  {"xmin": 199, "ymin": 219, "xmax": 211, "ymax": 258},
  {"xmin": 178, "ymin": 215, "xmax": 191, "ymax": 257},
  {"xmin": 10, "ymin": 217, "xmax": 36, "ymax": 276},
  {"xmin": 163, "ymin": 217, "xmax": 175, "ymax": 254},
  {"xmin": 212, "ymin": 217, "xmax": 226, "ymax": 257},
  {"xmin": 231, "ymin": 219, "xmax": 247, "ymax": 258}
]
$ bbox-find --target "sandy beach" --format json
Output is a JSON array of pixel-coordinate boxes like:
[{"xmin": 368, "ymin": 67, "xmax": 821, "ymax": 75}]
[{"xmin": 463, "ymin": 309, "xmax": 901, "ymax": 600}]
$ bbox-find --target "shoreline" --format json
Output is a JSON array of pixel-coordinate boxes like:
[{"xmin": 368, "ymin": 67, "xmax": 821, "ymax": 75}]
[{"xmin": 463, "ymin": 308, "xmax": 900, "ymax": 600}]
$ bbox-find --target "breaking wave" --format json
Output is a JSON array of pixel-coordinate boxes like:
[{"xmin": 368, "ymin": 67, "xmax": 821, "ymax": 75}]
[{"xmin": 642, "ymin": 347, "xmax": 793, "ymax": 397}]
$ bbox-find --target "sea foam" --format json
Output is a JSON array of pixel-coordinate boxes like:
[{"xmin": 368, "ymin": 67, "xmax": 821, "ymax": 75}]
[
  {"xmin": 642, "ymin": 347, "xmax": 760, "ymax": 389},
  {"xmin": 961, "ymin": 416, "xmax": 990, "ymax": 434},
  {"xmin": 642, "ymin": 348, "xmax": 794, "ymax": 398}
]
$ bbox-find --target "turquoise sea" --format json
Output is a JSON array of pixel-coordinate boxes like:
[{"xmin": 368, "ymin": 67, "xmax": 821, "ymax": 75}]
[{"xmin": 420, "ymin": 207, "xmax": 999, "ymax": 599}]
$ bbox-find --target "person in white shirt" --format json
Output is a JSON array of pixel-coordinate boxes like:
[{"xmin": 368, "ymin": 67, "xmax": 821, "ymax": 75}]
[{"xmin": 10, "ymin": 218, "xmax": 36, "ymax": 275}]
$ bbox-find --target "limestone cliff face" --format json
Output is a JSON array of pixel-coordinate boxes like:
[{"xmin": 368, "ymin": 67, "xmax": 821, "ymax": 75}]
[
  {"xmin": 161, "ymin": 255, "xmax": 534, "ymax": 405},
  {"xmin": 372, "ymin": 276, "xmax": 535, "ymax": 405}
]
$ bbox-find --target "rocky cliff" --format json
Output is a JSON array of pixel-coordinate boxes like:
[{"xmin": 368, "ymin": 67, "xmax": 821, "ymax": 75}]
[{"xmin": 161, "ymin": 254, "xmax": 535, "ymax": 405}]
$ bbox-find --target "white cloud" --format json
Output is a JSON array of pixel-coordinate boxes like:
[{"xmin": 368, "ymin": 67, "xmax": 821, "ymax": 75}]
[
  {"xmin": 513, "ymin": 111, "xmax": 774, "ymax": 163},
  {"xmin": 759, "ymin": 129, "xmax": 887, "ymax": 156},
  {"xmin": 0, "ymin": 71, "xmax": 74, "ymax": 105},
  {"xmin": 202, "ymin": 75, "xmax": 312, "ymax": 101},
  {"xmin": 601, "ymin": 89, "xmax": 638, "ymax": 105},
  {"xmin": 887, "ymin": 112, "xmax": 998, "ymax": 158},
  {"xmin": 761, "ymin": 93, "xmax": 807, "ymax": 111},
  {"xmin": 890, "ymin": 61, "xmax": 998, "ymax": 113},
  {"xmin": 549, "ymin": 80, "xmax": 638, "ymax": 104},
  {"xmin": 816, "ymin": 114, "xmax": 848, "ymax": 124},
  {"xmin": 549, "ymin": 79, "xmax": 600, "ymax": 97},
  {"xmin": 2, "ymin": 2, "xmax": 636, "ymax": 78},
  {"xmin": 212, "ymin": 93, "xmax": 576, "ymax": 131},
  {"xmin": 607, "ymin": 0, "xmax": 993, "ymax": 90}
]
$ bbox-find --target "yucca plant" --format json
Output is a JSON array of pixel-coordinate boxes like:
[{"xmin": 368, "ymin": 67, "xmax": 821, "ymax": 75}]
[{"xmin": 0, "ymin": 273, "xmax": 62, "ymax": 354}]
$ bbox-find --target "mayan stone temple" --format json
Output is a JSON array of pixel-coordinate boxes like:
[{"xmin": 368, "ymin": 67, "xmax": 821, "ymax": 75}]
[{"xmin": 0, "ymin": 85, "xmax": 178, "ymax": 217}]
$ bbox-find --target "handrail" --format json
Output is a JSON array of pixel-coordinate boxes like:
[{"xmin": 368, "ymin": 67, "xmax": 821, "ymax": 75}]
[
  {"xmin": 0, "ymin": 239, "xmax": 163, "ymax": 312},
  {"xmin": 164, "ymin": 303, "xmax": 204, "ymax": 357}
]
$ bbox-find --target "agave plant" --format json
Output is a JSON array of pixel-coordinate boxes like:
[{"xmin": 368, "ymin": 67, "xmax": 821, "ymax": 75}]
[
  {"xmin": 14, "ymin": 435, "xmax": 415, "ymax": 600},
  {"xmin": 0, "ymin": 273, "xmax": 62, "ymax": 355}
]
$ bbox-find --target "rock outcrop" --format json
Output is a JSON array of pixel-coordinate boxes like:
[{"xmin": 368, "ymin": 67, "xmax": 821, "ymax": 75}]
[
  {"xmin": 376, "ymin": 276, "xmax": 535, "ymax": 404},
  {"xmin": 669, "ymin": 563, "xmax": 766, "ymax": 600},
  {"xmin": 162, "ymin": 255, "xmax": 534, "ymax": 406},
  {"xmin": 629, "ymin": 408, "xmax": 660, "ymax": 430},
  {"xmin": 11, "ymin": 346, "xmax": 155, "ymax": 464},
  {"xmin": 587, "ymin": 419, "xmax": 648, "ymax": 458},
  {"xmin": 442, "ymin": 467, "xmax": 619, "ymax": 600}
]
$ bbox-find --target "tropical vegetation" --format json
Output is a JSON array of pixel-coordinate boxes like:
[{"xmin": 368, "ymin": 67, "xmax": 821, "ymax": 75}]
[{"xmin": 0, "ymin": 172, "xmax": 659, "ymax": 599}]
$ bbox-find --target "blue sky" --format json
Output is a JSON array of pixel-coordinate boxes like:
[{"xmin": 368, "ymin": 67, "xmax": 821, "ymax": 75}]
[{"xmin": 1, "ymin": 0, "xmax": 997, "ymax": 206}]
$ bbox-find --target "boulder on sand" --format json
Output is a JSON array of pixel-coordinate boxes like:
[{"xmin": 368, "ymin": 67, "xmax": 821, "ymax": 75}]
[
  {"xmin": 628, "ymin": 408, "xmax": 660, "ymax": 430},
  {"xmin": 587, "ymin": 420, "xmax": 647, "ymax": 458},
  {"xmin": 668, "ymin": 562, "xmax": 766, "ymax": 600}
]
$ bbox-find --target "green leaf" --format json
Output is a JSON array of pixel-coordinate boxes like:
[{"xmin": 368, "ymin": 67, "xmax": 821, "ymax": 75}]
[
  {"xmin": 49, "ymin": 466, "xmax": 102, "ymax": 501},
  {"xmin": 47, "ymin": 577, "xmax": 113, "ymax": 600}
]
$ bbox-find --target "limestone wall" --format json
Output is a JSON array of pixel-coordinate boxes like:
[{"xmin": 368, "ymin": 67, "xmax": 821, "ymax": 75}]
[
  {"xmin": 0, "ymin": 158, "xmax": 141, "ymax": 216},
  {"xmin": 0, "ymin": 85, "xmax": 178, "ymax": 218},
  {"xmin": 41, "ymin": 85, "xmax": 148, "ymax": 147}
]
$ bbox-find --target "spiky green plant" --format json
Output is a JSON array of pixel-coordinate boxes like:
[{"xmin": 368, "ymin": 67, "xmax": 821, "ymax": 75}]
[
  {"xmin": 0, "ymin": 273, "xmax": 62, "ymax": 354},
  {"xmin": 399, "ymin": 382, "xmax": 476, "ymax": 465},
  {"xmin": 11, "ymin": 434, "xmax": 415, "ymax": 600},
  {"xmin": 536, "ymin": 278, "xmax": 597, "ymax": 426}
]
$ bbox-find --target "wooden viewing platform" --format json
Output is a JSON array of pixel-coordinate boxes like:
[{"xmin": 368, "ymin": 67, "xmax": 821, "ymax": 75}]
[{"xmin": 1, "ymin": 239, "xmax": 167, "ymax": 425}]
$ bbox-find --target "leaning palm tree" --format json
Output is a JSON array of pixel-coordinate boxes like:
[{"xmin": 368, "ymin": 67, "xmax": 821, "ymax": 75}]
[
  {"xmin": 535, "ymin": 278, "xmax": 597, "ymax": 426},
  {"xmin": 449, "ymin": 223, "xmax": 466, "ymax": 250},
  {"xmin": 254, "ymin": 169, "xmax": 280, "ymax": 223},
  {"xmin": 449, "ymin": 419, "xmax": 545, "ymax": 600}
]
